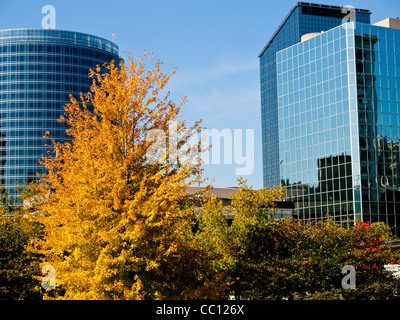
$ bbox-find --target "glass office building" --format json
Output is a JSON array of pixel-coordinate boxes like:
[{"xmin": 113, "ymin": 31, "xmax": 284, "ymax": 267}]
[
  {"xmin": 0, "ymin": 29, "xmax": 119, "ymax": 193},
  {"xmin": 277, "ymin": 22, "xmax": 400, "ymax": 234},
  {"xmin": 259, "ymin": 2, "xmax": 371, "ymax": 188}
]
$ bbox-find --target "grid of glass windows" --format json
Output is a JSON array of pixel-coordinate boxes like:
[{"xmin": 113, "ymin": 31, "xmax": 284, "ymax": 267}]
[
  {"xmin": 259, "ymin": 5, "xmax": 300, "ymax": 189},
  {"xmin": 259, "ymin": 2, "xmax": 371, "ymax": 188},
  {"xmin": 277, "ymin": 22, "xmax": 400, "ymax": 235},
  {"xmin": 354, "ymin": 23, "xmax": 400, "ymax": 234},
  {"xmin": 0, "ymin": 29, "xmax": 119, "ymax": 193},
  {"xmin": 0, "ymin": 29, "xmax": 118, "ymax": 55},
  {"xmin": 277, "ymin": 24, "xmax": 360, "ymax": 225}
]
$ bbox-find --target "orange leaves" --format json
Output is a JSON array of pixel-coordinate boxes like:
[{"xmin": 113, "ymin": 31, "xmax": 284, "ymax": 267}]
[{"xmin": 33, "ymin": 52, "xmax": 207, "ymax": 299}]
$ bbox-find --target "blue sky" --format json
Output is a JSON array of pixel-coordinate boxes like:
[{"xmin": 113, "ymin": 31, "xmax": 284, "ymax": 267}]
[{"xmin": 0, "ymin": 0, "xmax": 399, "ymax": 189}]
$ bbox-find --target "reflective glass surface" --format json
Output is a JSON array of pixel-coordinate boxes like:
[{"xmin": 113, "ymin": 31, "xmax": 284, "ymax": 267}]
[
  {"xmin": 354, "ymin": 23, "xmax": 400, "ymax": 233},
  {"xmin": 0, "ymin": 29, "xmax": 119, "ymax": 193},
  {"xmin": 277, "ymin": 22, "xmax": 400, "ymax": 234},
  {"xmin": 259, "ymin": 3, "xmax": 371, "ymax": 188}
]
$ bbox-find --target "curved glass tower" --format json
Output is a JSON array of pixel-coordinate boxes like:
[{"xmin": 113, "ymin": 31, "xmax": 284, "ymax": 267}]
[{"xmin": 0, "ymin": 29, "xmax": 119, "ymax": 193}]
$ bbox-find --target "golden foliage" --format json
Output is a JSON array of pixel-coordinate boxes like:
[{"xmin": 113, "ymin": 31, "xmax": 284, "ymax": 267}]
[{"xmin": 32, "ymin": 53, "xmax": 207, "ymax": 299}]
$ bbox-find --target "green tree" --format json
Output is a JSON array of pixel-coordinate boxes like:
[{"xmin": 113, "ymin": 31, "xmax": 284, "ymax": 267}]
[
  {"xmin": 194, "ymin": 178, "xmax": 286, "ymax": 298},
  {"xmin": 0, "ymin": 185, "xmax": 44, "ymax": 300},
  {"xmin": 195, "ymin": 180, "xmax": 400, "ymax": 300}
]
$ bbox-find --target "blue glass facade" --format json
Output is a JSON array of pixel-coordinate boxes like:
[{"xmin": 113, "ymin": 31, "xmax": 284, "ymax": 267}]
[
  {"xmin": 259, "ymin": 2, "xmax": 371, "ymax": 188},
  {"xmin": 0, "ymin": 29, "xmax": 119, "ymax": 193},
  {"xmin": 277, "ymin": 22, "xmax": 400, "ymax": 234}
]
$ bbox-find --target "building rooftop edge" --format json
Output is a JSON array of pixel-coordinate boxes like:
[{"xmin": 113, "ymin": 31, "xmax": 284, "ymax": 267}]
[
  {"xmin": 258, "ymin": 2, "xmax": 371, "ymax": 58},
  {"xmin": 258, "ymin": 2, "xmax": 300, "ymax": 58},
  {"xmin": 276, "ymin": 20, "xmax": 399, "ymax": 55},
  {"xmin": 0, "ymin": 28, "xmax": 119, "ymax": 52}
]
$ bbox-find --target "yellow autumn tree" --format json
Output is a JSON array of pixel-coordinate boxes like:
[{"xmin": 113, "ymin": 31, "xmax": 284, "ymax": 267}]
[{"xmin": 31, "ymin": 53, "xmax": 217, "ymax": 299}]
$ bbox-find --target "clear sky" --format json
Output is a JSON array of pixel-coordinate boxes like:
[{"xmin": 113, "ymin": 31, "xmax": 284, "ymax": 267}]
[{"xmin": 0, "ymin": 0, "xmax": 399, "ymax": 189}]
